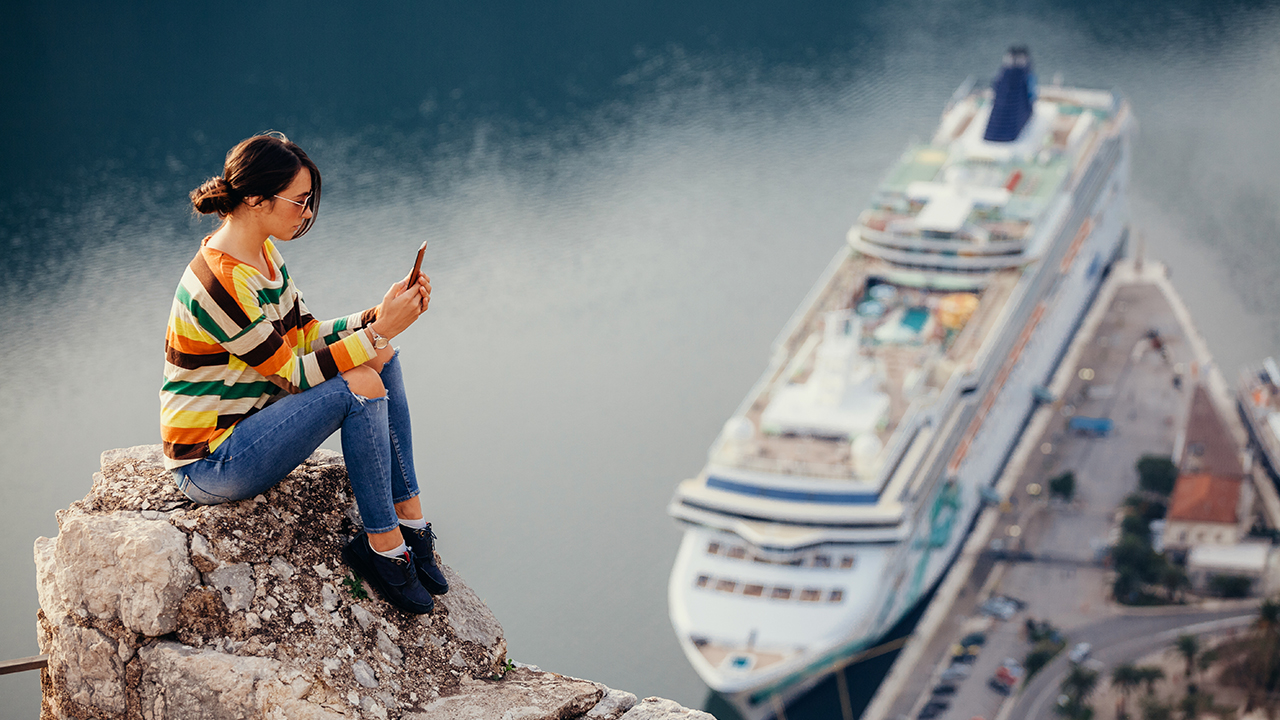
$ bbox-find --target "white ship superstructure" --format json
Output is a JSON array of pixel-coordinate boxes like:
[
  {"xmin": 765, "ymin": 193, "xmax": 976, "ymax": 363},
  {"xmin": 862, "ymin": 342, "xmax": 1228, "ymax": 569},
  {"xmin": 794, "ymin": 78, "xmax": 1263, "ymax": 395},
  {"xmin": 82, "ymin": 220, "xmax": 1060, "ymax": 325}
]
[{"xmin": 667, "ymin": 48, "xmax": 1135, "ymax": 716}]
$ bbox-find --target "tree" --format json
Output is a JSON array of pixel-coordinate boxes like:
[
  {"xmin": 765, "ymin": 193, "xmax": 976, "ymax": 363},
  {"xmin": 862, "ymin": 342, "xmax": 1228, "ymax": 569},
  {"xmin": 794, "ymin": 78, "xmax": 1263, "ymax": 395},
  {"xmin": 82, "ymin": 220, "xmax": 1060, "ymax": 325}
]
[
  {"xmin": 1057, "ymin": 665, "xmax": 1101, "ymax": 719},
  {"xmin": 1122, "ymin": 512, "xmax": 1151, "ymax": 540},
  {"xmin": 1136, "ymin": 665, "xmax": 1165, "ymax": 695},
  {"xmin": 1050, "ymin": 471, "xmax": 1077, "ymax": 502},
  {"xmin": 1175, "ymin": 634, "xmax": 1200, "ymax": 679},
  {"xmin": 1136, "ymin": 455, "xmax": 1178, "ymax": 496},
  {"xmin": 1112, "ymin": 664, "xmax": 1144, "ymax": 719}
]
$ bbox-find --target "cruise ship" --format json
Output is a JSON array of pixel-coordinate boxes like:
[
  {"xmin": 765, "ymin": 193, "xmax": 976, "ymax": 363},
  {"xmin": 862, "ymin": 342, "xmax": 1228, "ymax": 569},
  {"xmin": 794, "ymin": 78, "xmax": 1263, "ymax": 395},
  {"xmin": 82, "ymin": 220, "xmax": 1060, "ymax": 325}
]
[{"xmin": 667, "ymin": 48, "xmax": 1135, "ymax": 716}]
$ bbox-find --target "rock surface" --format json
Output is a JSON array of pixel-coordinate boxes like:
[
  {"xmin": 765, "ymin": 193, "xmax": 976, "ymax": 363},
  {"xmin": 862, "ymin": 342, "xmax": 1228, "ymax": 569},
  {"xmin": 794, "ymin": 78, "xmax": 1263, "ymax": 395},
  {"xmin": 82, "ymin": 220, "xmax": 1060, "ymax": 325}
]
[{"xmin": 34, "ymin": 445, "xmax": 706, "ymax": 720}]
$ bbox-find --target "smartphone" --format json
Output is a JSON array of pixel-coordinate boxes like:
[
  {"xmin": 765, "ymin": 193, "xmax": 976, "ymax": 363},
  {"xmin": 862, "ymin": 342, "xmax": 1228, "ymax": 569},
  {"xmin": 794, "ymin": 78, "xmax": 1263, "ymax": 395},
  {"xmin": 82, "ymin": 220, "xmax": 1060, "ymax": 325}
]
[{"xmin": 409, "ymin": 241, "xmax": 427, "ymax": 286}]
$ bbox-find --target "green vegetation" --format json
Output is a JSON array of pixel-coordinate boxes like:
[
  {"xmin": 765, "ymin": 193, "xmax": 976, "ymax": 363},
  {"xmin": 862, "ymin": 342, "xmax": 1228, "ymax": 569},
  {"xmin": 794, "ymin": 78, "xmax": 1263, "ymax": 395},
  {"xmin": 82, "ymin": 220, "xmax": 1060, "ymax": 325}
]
[
  {"xmin": 1207, "ymin": 574, "xmax": 1253, "ymax": 598},
  {"xmin": 1024, "ymin": 619, "xmax": 1066, "ymax": 681},
  {"xmin": 1055, "ymin": 664, "xmax": 1099, "ymax": 719},
  {"xmin": 1111, "ymin": 477, "xmax": 1183, "ymax": 605},
  {"xmin": 1111, "ymin": 664, "xmax": 1144, "ymax": 719},
  {"xmin": 1049, "ymin": 471, "xmax": 1077, "ymax": 502},
  {"xmin": 1123, "ymin": 492, "xmax": 1168, "ymax": 523},
  {"xmin": 1136, "ymin": 455, "xmax": 1178, "ymax": 496},
  {"xmin": 342, "ymin": 573, "xmax": 369, "ymax": 600},
  {"xmin": 492, "ymin": 657, "xmax": 516, "ymax": 680},
  {"xmin": 1136, "ymin": 665, "xmax": 1165, "ymax": 695},
  {"xmin": 1175, "ymin": 634, "xmax": 1200, "ymax": 679}
]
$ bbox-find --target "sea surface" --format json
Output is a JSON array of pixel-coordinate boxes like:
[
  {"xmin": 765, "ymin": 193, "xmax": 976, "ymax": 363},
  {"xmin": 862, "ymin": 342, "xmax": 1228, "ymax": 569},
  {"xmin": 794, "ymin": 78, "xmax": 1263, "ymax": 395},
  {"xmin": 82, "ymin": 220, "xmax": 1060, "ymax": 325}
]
[{"xmin": 3, "ymin": 2, "xmax": 1280, "ymax": 718}]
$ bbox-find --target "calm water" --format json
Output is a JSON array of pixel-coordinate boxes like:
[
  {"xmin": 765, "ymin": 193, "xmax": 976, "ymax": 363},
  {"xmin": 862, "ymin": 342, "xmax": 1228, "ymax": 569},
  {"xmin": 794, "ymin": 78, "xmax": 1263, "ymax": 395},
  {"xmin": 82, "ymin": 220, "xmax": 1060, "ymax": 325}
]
[{"xmin": 3, "ymin": 2, "xmax": 1280, "ymax": 718}]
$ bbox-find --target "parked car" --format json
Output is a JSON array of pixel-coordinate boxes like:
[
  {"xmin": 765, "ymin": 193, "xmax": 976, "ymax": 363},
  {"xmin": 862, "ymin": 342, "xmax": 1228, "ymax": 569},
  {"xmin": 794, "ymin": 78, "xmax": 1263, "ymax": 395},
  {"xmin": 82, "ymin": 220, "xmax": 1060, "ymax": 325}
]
[
  {"xmin": 978, "ymin": 595, "xmax": 1025, "ymax": 620},
  {"xmin": 932, "ymin": 683, "xmax": 958, "ymax": 696},
  {"xmin": 987, "ymin": 677, "xmax": 1013, "ymax": 696},
  {"xmin": 995, "ymin": 658, "xmax": 1024, "ymax": 683},
  {"xmin": 959, "ymin": 632, "xmax": 987, "ymax": 647},
  {"xmin": 940, "ymin": 664, "xmax": 972, "ymax": 682},
  {"xmin": 1069, "ymin": 642, "xmax": 1092, "ymax": 664},
  {"xmin": 1068, "ymin": 415, "xmax": 1113, "ymax": 437},
  {"xmin": 919, "ymin": 700, "xmax": 950, "ymax": 719}
]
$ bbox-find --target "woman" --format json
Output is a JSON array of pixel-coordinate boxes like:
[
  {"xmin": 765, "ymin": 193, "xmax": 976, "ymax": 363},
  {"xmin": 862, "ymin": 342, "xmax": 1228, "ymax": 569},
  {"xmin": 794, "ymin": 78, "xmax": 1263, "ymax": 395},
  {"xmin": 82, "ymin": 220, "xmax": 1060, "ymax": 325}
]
[{"xmin": 161, "ymin": 131, "xmax": 446, "ymax": 615}]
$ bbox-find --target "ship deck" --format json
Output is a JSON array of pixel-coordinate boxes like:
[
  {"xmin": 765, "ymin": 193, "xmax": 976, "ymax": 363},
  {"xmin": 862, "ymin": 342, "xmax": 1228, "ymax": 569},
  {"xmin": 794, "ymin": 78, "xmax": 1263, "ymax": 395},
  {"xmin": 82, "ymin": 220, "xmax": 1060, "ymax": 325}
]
[{"xmin": 728, "ymin": 257, "xmax": 1020, "ymax": 480}]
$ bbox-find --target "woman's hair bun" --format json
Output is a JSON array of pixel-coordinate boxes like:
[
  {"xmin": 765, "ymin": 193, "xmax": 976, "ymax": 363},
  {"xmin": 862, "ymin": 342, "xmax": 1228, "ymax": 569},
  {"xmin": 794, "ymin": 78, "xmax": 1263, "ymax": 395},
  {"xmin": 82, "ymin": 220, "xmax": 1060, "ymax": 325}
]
[{"xmin": 190, "ymin": 176, "xmax": 239, "ymax": 216}]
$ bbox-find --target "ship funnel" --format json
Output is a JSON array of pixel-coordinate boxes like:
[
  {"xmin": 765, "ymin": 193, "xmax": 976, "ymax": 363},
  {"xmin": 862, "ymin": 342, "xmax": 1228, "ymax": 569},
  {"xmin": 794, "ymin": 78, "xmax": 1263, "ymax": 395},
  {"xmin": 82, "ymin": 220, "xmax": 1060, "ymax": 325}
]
[{"xmin": 983, "ymin": 46, "xmax": 1036, "ymax": 143}]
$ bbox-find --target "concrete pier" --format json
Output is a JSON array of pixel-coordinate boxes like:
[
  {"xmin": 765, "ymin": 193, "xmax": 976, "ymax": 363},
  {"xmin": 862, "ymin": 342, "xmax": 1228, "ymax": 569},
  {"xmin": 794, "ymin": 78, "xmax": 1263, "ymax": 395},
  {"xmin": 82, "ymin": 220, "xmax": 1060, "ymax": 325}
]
[{"xmin": 860, "ymin": 258, "xmax": 1274, "ymax": 720}]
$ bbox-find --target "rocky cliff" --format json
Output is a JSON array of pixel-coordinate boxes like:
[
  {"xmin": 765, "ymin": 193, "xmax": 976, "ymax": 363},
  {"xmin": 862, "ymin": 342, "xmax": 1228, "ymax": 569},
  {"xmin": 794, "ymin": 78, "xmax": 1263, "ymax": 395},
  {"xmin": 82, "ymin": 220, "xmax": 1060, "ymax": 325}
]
[{"xmin": 34, "ymin": 445, "xmax": 712, "ymax": 720}]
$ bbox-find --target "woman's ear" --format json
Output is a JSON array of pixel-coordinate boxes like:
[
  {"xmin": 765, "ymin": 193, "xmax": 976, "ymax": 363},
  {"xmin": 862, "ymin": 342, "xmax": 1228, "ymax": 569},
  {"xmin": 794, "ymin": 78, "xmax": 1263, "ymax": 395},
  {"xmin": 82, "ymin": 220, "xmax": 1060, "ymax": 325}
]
[{"xmin": 244, "ymin": 196, "xmax": 264, "ymax": 209}]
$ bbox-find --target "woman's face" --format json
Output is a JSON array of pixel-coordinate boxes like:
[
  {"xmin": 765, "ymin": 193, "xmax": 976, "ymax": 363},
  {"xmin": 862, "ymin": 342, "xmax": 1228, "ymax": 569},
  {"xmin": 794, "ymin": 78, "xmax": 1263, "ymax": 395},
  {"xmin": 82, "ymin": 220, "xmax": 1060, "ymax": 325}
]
[{"xmin": 262, "ymin": 169, "xmax": 314, "ymax": 241}]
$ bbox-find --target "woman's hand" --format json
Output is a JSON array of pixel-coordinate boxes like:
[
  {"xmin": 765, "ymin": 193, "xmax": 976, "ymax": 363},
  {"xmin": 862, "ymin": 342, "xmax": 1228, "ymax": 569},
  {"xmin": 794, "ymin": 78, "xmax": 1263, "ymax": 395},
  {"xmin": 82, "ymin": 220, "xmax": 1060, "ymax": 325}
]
[
  {"xmin": 371, "ymin": 273, "xmax": 430, "ymax": 339},
  {"xmin": 401, "ymin": 271, "xmax": 431, "ymax": 311}
]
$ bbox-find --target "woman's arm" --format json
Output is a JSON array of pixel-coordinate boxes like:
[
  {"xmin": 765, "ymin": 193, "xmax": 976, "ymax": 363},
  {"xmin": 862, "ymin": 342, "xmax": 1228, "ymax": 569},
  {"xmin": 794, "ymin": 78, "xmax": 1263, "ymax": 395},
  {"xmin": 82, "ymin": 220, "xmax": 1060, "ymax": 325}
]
[
  {"xmin": 298, "ymin": 271, "xmax": 430, "ymax": 371},
  {"xmin": 177, "ymin": 253, "xmax": 393, "ymax": 393}
]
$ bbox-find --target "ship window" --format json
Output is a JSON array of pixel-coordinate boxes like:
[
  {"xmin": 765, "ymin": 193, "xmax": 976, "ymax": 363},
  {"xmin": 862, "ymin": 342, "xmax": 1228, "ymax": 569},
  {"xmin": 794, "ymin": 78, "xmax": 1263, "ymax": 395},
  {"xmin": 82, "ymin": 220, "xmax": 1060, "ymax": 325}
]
[
  {"xmin": 771, "ymin": 587, "xmax": 792, "ymax": 600},
  {"xmin": 840, "ymin": 556, "xmax": 857, "ymax": 569},
  {"xmin": 814, "ymin": 555, "xmax": 832, "ymax": 568},
  {"xmin": 706, "ymin": 542, "xmax": 721, "ymax": 555},
  {"xmin": 743, "ymin": 584, "xmax": 764, "ymax": 597},
  {"xmin": 715, "ymin": 579, "xmax": 737, "ymax": 593},
  {"xmin": 696, "ymin": 575, "xmax": 710, "ymax": 588},
  {"xmin": 829, "ymin": 590, "xmax": 845, "ymax": 603},
  {"xmin": 727, "ymin": 546, "xmax": 747, "ymax": 559},
  {"xmin": 787, "ymin": 558, "xmax": 803, "ymax": 567},
  {"xmin": 800, "ymin": 588, "xmax": 822, "ymax": 602}
]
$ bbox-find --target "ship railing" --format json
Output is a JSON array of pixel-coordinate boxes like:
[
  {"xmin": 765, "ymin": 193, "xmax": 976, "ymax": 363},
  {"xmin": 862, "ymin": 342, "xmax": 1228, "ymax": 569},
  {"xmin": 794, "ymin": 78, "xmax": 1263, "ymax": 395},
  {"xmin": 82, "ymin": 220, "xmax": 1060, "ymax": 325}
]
[
  {"xmin": 847, "ymin": 235, "xmax": 1029, "ymax": 272},
  {"xmin": 731, "ymin": 454, "xmax": 858, "ymax": 481},
  {"xmin": 855, "ymin": 224, "xmax": 1027, "ymax": 256}
]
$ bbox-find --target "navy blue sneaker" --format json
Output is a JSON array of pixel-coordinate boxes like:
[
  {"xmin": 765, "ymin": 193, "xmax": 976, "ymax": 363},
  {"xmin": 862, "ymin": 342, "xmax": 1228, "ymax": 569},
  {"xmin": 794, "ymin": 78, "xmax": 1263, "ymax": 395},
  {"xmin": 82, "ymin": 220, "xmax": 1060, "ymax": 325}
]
[
  {"xmin": 341, "ymin": 533, "xmax": 434, "ymax": 614},
  {"xmin": 401, "ymin": 523, "xmax": 449, "ymax": 595}
]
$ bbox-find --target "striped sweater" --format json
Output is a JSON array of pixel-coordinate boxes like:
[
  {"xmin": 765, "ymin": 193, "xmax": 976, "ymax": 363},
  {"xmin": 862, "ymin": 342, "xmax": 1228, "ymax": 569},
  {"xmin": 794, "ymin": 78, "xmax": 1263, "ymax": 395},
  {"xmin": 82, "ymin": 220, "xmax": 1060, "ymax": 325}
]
[{"xmin": 160, "ymin": 238, "xmax": 378, "ymax": 469}]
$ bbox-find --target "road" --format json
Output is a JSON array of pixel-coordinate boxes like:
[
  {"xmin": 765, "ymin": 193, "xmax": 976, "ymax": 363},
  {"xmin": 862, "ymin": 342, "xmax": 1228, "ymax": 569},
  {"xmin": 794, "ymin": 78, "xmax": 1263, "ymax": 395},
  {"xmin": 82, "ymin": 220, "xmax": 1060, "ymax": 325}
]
[{"xmin": 1014, "ymin": 606, "xmax": 1258, "ymax": 720}]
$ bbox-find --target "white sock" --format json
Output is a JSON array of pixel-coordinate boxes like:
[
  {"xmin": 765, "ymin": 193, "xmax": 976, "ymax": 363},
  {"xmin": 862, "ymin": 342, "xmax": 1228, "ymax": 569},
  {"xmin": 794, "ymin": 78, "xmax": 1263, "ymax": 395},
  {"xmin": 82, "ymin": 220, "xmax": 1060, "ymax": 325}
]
[
  {"xmin": 372, "ymin": 540, "xmax": 409, "ymax": 559},
  {"xmin": 399, "ymin": 517, "xmax": 427, "ymax": 530}
]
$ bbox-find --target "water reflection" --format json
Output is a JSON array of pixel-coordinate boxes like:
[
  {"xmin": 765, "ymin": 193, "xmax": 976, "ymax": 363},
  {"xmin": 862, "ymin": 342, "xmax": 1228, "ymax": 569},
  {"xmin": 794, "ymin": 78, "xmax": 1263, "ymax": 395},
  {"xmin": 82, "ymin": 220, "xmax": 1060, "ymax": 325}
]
[{"xmin": 3, "ymin": 1, "xmax": 1280, "ymax": 718}]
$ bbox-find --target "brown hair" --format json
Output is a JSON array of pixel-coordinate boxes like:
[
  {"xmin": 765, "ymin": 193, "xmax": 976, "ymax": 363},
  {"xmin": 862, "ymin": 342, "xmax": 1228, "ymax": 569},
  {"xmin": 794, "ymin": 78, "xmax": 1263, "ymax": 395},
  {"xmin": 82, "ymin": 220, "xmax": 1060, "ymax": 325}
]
[{"xmin": 189, "ymin": 131, "xmax": 322, "ymax": 237}]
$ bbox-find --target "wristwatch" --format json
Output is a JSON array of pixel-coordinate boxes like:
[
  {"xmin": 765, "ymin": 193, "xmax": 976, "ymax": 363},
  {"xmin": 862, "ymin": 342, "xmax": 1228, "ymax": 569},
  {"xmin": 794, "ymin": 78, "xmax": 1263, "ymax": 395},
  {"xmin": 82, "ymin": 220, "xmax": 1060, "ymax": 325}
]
[{"xmin": 369, "ymin": 327, "xmax": 390, "ymax": 350}]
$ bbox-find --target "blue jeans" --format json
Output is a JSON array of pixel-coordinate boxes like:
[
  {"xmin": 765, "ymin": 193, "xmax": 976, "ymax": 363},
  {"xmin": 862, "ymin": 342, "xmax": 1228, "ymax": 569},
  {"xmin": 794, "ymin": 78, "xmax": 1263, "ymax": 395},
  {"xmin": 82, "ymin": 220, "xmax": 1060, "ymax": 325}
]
[{"xmin": 172, "ymin": 349, "xmax": 420, "ymax": 535}]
